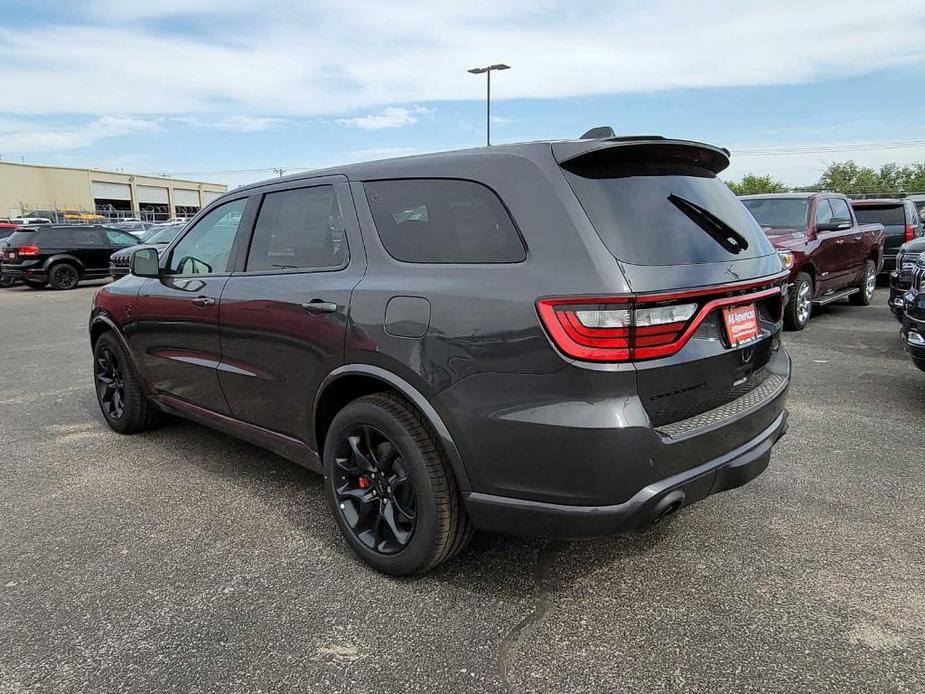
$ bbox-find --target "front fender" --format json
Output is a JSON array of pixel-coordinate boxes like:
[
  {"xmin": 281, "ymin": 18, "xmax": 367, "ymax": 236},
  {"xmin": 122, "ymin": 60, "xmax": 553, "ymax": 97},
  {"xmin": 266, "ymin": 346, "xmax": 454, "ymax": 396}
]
[{"xmin": 89, "ymin": 313, "xmax": 151, "ymax": 396}]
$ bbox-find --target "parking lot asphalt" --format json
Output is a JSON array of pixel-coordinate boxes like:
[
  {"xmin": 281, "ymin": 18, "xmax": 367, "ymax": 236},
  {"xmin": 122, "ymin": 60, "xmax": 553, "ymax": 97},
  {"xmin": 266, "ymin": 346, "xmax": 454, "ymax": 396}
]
[{"xmin": 1, "ymin": 281, "xmax": 923, "ymax": 694}]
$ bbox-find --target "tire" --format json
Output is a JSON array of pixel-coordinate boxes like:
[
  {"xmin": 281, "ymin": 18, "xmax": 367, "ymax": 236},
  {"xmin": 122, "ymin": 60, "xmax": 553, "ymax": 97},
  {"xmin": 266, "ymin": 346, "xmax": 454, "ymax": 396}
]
[
  {"xmin": 48, "ymin": 262, "xmax": 80, "ymax": 290},
  {"xmin": 324, "ymin": 393, "xmax": 473, "ymax": 576},
  {"xmin": 850, "ymin": 260, "xmax": 876, "ymax": 306},
  {"xmin": 784, "ymin": 272, "xmax": 813, "ymax": 331},
  {"xmin": 23, "ymin": 279, "xmax": 46, "ymax": 289},
  {"xmin": 93, "ymin": 331, "xmax": 161, "ymax": 434},
  {"xmin": 0, "ymin": 275, "xmax": 15, "ymax": 288}
]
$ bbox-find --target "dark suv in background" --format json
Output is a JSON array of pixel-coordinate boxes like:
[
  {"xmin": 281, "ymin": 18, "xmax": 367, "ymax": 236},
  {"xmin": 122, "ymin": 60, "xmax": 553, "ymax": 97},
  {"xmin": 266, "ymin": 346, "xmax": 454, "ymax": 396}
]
[
  {"xmin": 850, "ymin": 198, "xmax": 923, "ymax": 274},
  {"xmin": 90, "ymin": 135, "xmax": 791, "ymax": 575},
  {"xmin": 2, "ymin": 225, "xmax": 139, "ymax": 289}
]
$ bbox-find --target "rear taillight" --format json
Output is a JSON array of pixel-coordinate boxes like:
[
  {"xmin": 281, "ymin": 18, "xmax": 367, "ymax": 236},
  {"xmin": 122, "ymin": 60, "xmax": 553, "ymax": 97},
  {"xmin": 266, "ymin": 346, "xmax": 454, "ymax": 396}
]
[
  {"xmin": 537, "ymin": 281, "xmax": 785, "ymax": 363},
  {"xmin": 18, "ymin": 245, "xmax": 40, "ymax": 256},
  {"xmin": 905, "ymin": 225, "xmax": 916, "ymax": 243}
]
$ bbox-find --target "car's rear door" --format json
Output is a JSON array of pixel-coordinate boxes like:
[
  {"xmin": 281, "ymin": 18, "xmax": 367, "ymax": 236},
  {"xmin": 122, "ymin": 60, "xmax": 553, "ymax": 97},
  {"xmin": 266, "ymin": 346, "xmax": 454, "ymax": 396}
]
[
  {"xmin": 127, "ymin": 196, "xmax": 254, "ymax": 414},
  {"xmin": 217, "ymin": 176, "xmax": 365, "ymax": 442}
]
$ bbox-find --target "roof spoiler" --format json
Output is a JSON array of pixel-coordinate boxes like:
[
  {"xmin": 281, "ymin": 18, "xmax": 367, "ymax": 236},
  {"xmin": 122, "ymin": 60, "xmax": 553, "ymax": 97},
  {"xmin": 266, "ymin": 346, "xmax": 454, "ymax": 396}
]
[{"xmin": 554, "ymin": 137, "xmax": 731, "ymax": 174}]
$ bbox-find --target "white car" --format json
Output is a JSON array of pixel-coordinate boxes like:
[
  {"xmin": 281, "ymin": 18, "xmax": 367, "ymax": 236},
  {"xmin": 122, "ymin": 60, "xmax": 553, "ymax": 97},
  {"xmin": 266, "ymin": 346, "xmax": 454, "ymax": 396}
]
[{"xmin": 10, "ymin": 217, "xmax": 52, "ymax": 226}]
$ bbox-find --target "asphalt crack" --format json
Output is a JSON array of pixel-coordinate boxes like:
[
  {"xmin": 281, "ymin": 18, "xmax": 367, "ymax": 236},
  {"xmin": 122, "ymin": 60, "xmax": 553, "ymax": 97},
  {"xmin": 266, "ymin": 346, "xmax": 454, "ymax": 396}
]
[{"xmin": 497, "ymin": 540, "xmax": 565, "ymax": 693}]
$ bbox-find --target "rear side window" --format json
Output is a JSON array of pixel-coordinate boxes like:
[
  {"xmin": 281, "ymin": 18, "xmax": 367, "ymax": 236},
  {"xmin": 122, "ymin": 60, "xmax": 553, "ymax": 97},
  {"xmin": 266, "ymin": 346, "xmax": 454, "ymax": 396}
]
[
  {"xmin": 365, "ymin": 179, "xmax": 526, "ymax": 263},
  {"xmin": 246, "ymin": 185, "xmax": 347, "ymax": 271},
  {"xmin": 853, "ymin": 204, "xmax": 905, "ymax": 226}
]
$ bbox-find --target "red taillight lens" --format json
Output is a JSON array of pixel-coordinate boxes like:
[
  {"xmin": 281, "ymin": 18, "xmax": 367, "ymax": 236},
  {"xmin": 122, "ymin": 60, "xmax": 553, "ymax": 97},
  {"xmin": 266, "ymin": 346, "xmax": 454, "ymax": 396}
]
[
  {"xmin": 905, "ymin": 225, "xmax": 915, "ymax": 243},
  {"xmin": 17, "ymin": 245, "xmax": 40, "ymax": 256},
  {"xmin": 537, "ymin": 282, "xmax": 785, "ymax": 363},
  {"xmin": 537, "ymin": 298, "xmax": 697, "ymax": 362}
]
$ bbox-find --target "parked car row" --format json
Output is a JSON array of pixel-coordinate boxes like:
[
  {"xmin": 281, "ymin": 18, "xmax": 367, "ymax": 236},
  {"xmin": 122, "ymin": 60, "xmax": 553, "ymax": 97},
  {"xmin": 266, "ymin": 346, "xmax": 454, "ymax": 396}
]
[{"xmin": 738, "ymin": 193, "xmax": 885, "ymax": 330}]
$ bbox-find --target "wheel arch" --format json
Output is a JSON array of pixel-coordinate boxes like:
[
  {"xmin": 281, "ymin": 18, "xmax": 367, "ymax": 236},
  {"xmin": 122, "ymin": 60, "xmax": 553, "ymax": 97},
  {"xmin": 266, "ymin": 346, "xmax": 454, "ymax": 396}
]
[
  {"xmin": 43, "ymin": 253, "xmax": 85, "ymax": 273},
  {"xmin": 314, "ymin": 365, "xmax": 471, "ymax": 491},
  {"xmin": 89, "ymin": 315, "xmax": 151, "ymax": 396}
]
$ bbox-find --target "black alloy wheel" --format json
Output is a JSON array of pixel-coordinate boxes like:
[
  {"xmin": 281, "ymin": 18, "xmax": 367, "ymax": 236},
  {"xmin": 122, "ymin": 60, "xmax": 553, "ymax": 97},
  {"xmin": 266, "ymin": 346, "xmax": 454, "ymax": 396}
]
[
  {"xmin": 95, "ymin": 345, "xmax": 126, "ymax": 421},
  {"xmin": 50, "ymin": 263, "xmax": 79, "ymax": 290},
  {"xmin": 332, "ymin": 424, "xmax": 417, "ymax": 554}
]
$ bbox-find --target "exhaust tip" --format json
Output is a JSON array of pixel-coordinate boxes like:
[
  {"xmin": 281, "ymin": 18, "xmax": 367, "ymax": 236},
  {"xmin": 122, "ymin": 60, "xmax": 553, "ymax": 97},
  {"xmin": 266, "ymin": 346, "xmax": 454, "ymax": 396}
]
[{"xmin": 650, "ymin": 490, "xmax": 686, "ymax": 525}]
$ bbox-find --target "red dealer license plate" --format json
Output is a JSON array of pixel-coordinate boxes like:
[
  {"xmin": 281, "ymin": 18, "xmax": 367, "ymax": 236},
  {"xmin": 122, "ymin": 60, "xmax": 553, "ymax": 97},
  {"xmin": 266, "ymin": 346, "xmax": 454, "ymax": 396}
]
[{"xmin": 722, "ymin": 303, "xmax": 759, "ymax": 347}]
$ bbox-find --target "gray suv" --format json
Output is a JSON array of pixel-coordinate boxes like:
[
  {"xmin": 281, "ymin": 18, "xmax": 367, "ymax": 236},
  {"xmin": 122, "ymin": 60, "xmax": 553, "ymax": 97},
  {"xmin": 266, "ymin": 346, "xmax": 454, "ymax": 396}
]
[{"xmin": 90, "ymin": 133, "xmax": 791, "ymax": 575}]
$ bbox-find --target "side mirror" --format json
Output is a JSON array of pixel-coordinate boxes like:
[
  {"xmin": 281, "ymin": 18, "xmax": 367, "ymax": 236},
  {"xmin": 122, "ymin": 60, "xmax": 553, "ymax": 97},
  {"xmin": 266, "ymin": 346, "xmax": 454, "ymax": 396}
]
[{"xmin": 130, "ymin": 247, "xmax": 160, "ymax": 277}]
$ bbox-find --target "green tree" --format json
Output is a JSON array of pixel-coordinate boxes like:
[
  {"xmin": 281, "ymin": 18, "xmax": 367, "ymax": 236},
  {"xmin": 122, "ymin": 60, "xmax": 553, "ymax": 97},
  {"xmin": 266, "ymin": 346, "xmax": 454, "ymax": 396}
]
[{"xmin": 726, "ymin": 173, "xmax": 788, "ymax": 196}]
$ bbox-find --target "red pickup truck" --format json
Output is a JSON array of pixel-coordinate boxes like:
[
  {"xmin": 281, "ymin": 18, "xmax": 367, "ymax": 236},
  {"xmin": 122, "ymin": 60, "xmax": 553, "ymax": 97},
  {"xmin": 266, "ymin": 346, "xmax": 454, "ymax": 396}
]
[{"xmin": 739, "ymin": 193, "xmax": 884, "ymax": 330}]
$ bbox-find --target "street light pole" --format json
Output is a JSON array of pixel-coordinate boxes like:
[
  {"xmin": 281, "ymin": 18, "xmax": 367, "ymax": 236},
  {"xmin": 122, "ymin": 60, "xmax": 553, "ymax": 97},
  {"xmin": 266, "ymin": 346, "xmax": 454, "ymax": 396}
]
[{"xmin": 467, "ymin": 63, "xmax": 510, "ymax": 147}]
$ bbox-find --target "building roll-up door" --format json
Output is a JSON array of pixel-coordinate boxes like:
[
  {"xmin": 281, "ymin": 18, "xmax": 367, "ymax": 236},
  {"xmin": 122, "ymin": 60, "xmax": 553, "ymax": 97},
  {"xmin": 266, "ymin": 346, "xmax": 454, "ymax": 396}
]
[
  {"xmin": 91, "ymin": 181, "xmax": 131, "ymax": 201},
  {"xmin": 174, "ymin": 189, "xmax": 200, "ymax": 207},
  {"xmin": 137, "ymin": 185, "xmax": 169, "ymax": 204},
  {"xmin": 202, "ymin": 191, "xmax": 222, "ymax": 206}
]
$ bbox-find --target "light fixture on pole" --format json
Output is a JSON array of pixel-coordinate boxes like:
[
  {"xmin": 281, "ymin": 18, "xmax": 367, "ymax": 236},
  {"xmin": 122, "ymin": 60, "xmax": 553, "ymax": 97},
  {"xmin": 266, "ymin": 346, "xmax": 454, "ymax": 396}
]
[{"xmin": 467, "ymin": 63, "xmax": 510, "ymax": 147}]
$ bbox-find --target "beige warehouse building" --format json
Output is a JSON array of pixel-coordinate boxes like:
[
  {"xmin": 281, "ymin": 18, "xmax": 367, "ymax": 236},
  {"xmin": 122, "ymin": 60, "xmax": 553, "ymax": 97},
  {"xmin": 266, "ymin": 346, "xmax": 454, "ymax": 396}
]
[{"xmin": 0, "ymin": 161, "xmax": 227, "ymax": 221}]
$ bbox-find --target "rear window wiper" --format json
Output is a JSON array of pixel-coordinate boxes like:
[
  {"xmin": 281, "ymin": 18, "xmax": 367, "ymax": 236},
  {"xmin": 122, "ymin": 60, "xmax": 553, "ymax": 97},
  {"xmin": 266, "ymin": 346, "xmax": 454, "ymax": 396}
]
[{"xmin": 667, "ymin": 194, "xmax": 749, "ymax": 254}]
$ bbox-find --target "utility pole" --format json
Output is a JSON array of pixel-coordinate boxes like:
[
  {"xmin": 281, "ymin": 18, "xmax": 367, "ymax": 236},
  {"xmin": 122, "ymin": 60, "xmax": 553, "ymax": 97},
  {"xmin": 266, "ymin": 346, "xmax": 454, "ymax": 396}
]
[{"xmin": 467, "ymin": 64, "xmax": 510, "ymax": 146}]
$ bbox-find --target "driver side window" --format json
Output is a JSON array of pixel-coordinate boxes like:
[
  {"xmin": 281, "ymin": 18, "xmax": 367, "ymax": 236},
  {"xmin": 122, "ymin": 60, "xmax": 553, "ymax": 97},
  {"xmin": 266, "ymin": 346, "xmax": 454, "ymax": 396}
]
[
  {"xmin": 815, "ymin": 199, "xmax": 834, "ymax": 226},
  {"xmin": 168, "ymin": 198, "xmax": 246, "ymax": 274}
]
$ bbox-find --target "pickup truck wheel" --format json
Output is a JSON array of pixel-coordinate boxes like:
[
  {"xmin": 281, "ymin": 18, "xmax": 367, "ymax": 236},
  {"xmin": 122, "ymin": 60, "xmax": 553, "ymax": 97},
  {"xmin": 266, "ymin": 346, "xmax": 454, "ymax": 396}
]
[
  {"xmin": 850, "ymin": 260, "xmax": 876, "ymax": 306},
  {"xmin": 324, "ymin": 393, "xmax": 473, "ymax": 576},
  {"xmin": 785, "ymin": 273, "xmax": 813, "ymax": 331}
]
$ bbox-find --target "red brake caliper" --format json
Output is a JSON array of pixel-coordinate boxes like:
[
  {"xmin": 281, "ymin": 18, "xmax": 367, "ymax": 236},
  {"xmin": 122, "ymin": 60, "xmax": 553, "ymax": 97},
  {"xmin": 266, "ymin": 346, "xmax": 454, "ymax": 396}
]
[{"xmin": 358, "ymin": 477, "xmax": 371, "ymax": 489}]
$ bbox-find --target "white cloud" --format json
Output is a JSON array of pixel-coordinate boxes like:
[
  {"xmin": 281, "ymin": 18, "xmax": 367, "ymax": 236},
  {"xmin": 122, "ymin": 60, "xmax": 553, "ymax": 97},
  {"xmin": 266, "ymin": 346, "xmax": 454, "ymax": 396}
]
[
  {"xmin": 337, "ymin": 106, "xmax": 432, "ymax": 130},
  {"xmin": 0, "ymin": 1, "xmax": 921, "ymax": 116},
  {"xmin": 0, "ymin": 116, "xmax": 161, "ymax": 153},
  {"xmin": 172, "ymin": 115, "xmax": 286, "ymax": 132}
]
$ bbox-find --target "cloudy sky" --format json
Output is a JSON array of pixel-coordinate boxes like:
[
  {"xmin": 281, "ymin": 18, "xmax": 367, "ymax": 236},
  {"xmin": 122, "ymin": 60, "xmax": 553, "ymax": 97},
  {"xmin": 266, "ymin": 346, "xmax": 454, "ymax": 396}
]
[{"xmin": 1, "ymin": 0, "xmax": 924, "ymax": 187}]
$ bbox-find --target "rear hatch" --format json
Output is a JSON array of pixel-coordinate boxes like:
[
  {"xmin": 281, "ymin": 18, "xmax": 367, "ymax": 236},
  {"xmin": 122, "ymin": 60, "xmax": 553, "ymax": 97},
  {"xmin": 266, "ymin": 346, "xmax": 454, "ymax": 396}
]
[
  {"xmin": 2, "ymin": 230, "xmax": 39, "ymax": 264},
  {"xmin": 552, "ymin": 138, "xmax": 786, "ymax": 431},
  {"xmin": 852, "ymin": 203, "xmax": 906, "ymax": 256}
]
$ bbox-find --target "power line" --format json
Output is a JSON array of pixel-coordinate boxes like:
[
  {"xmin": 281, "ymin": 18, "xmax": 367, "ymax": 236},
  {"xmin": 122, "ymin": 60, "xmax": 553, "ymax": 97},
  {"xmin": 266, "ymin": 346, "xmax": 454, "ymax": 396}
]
[
  {"xmin": 733, "ymin": 140, "xmax": 925, "ymax": 156},
  {"xmin": 144, "ymin": 140, "xmax": 925, "ymax": 178}
]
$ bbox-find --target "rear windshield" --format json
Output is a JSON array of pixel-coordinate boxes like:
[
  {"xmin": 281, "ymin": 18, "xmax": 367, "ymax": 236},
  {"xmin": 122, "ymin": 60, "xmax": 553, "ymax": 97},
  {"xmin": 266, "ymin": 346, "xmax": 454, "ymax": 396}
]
[
  {"xmin": 563, "ymin": 162, "xmax": 775, "ymax": 266},
  {"xmin": 740, "ymin": 198, "xmax": 810, "ymax": 229},
  {"xmin": 852, "ymin": 204, "xmax": 905, "ymax": 226}
]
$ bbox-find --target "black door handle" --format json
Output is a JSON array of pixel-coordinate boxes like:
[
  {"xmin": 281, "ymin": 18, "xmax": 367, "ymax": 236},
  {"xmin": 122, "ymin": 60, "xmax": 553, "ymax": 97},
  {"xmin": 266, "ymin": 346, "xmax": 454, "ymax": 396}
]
[
  {"xmin": 302, "ymin": 299, "xmax": 337, "ymax": 314},
  {"xmin": 193, "ymin": 296, "xmax": 215, "ymax": 307}
]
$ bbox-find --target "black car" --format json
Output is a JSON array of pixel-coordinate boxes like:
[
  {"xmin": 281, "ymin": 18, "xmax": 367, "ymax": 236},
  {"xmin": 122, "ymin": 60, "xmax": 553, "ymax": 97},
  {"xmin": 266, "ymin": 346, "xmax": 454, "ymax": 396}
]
[
  {"xmin": 901, "ymin": 255, "xmax": 925, "ymax": 372},
  {"xmin": 2, "ymin": 225, "xmax": 139, "ymax": 289},
  {"xmin": 850, "ymin": 198, "xmax": 923, "ymax": 274},
  {"xmin": 888, "ymin": 237, "xmax": 925, "ymax": 320},
  {"xmin": 90, "ymin": 133, "xmax": 791, "ymax": 575},
  {"xmin": 109, "ymin": 224, "xmax": 185, "ymax": 278}
]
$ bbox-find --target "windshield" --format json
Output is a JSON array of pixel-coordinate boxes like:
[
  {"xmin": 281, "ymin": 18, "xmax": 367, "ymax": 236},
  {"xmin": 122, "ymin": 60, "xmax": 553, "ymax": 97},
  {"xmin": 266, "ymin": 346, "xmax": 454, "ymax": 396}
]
[
  {"xmin": 145, "ymin": 225, "xmax": 183, "ymax": 243},
  {"xmin": 563, "ymin": 162, "xmax": 775, "ymax": 266},
  {"xmin": 741, "ymin": 197, "xmax": 810, "ymax": 229}
]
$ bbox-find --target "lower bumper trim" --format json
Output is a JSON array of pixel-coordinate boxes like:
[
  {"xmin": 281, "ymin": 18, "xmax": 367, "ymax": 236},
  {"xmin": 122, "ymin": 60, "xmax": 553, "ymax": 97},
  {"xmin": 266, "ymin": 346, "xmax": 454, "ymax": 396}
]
[{"xmin": 464, "ymin": 409, "xmax": 789, "ymax": 539}]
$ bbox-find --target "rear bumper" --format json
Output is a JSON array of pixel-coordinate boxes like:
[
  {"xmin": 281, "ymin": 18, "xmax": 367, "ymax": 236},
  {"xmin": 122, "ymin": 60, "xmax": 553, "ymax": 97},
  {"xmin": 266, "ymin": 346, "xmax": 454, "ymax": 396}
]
[
  {"xmin": 465, "ymin": 409, "xmax": 788, "ymax": 538},
  {"xmin": 0, "ymin": 266, "xmax": 46, "ymax": 281}
]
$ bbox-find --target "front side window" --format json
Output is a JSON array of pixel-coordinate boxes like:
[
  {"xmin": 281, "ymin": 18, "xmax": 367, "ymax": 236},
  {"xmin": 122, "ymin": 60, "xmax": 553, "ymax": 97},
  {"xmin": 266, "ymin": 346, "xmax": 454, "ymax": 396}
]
[
  {"xmin": 365, "ymin": 179, "xmax": 526, "ymax": 263},
  {"xmin": 829, "ymin": 198, "xmax": 852, "ymax": 222},
  {"xmin": 815, "ymin": 200, "xmax": 835, "ymax": 225},
  {"xmin": 246, "ymin": 185, "xmax": 346, "ymax": 271},
  {"xmin": 168, "ymin": 198, "xmax": 246, "ymax": 274}
]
